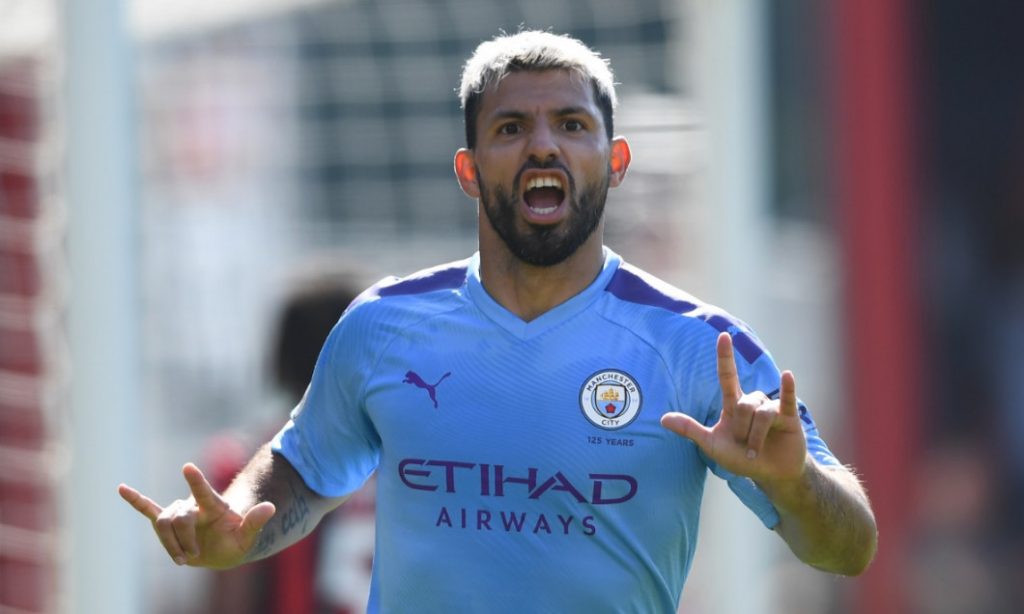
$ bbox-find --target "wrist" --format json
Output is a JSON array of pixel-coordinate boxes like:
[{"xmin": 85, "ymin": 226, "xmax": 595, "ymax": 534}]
[{"xmin": 754, "ymin": 453, "xmax": 816, "ymax": 513}]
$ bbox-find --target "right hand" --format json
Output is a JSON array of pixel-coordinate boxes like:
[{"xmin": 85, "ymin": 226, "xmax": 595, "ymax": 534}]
[{"xmin": 118, "ymin": 463, "xmax": 276, "ymax": 569}]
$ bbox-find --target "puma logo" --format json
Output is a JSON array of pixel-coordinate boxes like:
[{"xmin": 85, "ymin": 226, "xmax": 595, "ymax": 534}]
[{"xmin": 403, "ymin": 370, "xmax": 452, "ymax": 409}]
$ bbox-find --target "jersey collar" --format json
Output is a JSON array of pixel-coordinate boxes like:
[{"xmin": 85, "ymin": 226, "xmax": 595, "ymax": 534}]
[{"xmin": 466, "ymin": 247, "xmax": 622, "ymax": 340}]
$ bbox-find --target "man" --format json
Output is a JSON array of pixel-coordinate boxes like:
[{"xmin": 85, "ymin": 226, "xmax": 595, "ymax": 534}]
[{"xmin": 120, "ymin": 31, "xmax": 877, "ymax": 612}]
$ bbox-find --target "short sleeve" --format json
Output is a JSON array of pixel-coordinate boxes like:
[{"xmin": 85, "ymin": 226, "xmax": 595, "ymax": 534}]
[
  {"xmin": 700, "ymin": 325, "xmax": 840, "ymax": 530},
  {"xmin": 271, "ymin": 302, "xmax": 382, "ymax": 497}
]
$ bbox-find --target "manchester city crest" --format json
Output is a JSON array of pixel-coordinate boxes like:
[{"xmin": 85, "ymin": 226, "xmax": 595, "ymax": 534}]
[{"xmin": 579, "ymin": 369, "xmax": 642, "ymax": 430}]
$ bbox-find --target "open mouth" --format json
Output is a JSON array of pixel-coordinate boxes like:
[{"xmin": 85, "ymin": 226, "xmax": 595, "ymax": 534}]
[{"xmin": 523, "ymin": 175, "xmax": 567, "ymax": 217}]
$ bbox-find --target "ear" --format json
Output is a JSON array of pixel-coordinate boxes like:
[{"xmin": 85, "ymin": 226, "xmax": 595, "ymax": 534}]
[
  {"xmin": 608, "ymin": 137, "xmax": 631, "ymax": 187},
  {"xmin": 454, "ymin": 148, "xmax": 480, "ymax": 199}
]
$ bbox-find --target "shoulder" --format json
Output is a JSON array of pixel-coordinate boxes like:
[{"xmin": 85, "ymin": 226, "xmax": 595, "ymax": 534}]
[
  {"xmin": 318, "ymin": 258, "xmax": 472, "ymax": 367},
  {"xmin": 600, "ymin": 261, "xmax": 766, "ymax": 365},
  {"xmin": 361, "ymin": 259, "xmax": 471, "ymax": 302},
  {"xmin": 344, "ymin": 258, "xmax": 471, "ymax": 323}
]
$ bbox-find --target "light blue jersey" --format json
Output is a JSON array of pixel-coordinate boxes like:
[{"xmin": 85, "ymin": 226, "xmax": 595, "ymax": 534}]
[{"xmin": 273, "ymin": 248, "xmax": 838, "ymax": 613}]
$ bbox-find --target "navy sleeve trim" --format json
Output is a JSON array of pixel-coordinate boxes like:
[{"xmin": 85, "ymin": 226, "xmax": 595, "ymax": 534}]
[
  {"xmin": 604, "ymin": 266, "xmax": 765, "ymax": 363},
  {"xmin": 371, "ymin": 262, "xmax": 468, "ymax": 299}
]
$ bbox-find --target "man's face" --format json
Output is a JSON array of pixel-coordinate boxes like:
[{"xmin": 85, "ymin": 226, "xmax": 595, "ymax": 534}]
[{"xmin": 455, "ymin": 70, "xmax": 629, "ymax": 267}]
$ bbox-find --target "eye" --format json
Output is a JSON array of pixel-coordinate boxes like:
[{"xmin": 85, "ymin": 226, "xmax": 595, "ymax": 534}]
[
  {"xmin": 563, "ymin": 119, "xmax": 585, "ymax": 132},
  {"xmin": 498, "ymin": 122, "xmax": 522, "ymax": 136}
]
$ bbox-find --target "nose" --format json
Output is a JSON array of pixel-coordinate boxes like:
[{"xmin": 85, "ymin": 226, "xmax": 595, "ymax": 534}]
[{"xmin": 527, "ymin": 122, "xmax": 559, "ymax": 164}]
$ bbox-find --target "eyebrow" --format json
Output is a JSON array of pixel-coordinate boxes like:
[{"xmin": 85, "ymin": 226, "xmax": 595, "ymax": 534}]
[
  {"xmin": 488, "ymin": 106, "xmax": 594, "ymax": 123},
  {"xmin": 552, "ymin": 106, "xmax": 591, "ymax": 118},
  {"xmin": 489, "ymin": 110, "xmax": 528, "ymax": 123}
]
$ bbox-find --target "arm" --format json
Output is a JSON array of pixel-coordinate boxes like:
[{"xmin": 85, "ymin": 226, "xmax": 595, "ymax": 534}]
[
  {"xmin": 758, "ymin": 456, "xmax": 877, "ymax": 575},
  {"xmin": 119, "ymin": 443, "xmax": 345, "ymax": 570},
  {"xmin": 660, "ymin": 332, "xmax": 878, "ymax": 575},
  {"xmin": 228, "ymin": 443, "xmax": 346, "ymax": 564}
]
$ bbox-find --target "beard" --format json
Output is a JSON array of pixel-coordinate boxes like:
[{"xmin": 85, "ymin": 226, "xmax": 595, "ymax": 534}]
[{"xmin": 478, "ymin": 163, "xmax": 609, "ymax": 267}]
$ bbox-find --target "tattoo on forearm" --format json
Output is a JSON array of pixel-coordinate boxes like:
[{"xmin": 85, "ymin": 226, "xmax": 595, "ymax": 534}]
[
  {"xmin": 280, "ymin": 479, "xmax": 311, "ymax": 537},
  {"xmin": 247, "ymin": 525, "xmax": 276, "ymax": 562}
]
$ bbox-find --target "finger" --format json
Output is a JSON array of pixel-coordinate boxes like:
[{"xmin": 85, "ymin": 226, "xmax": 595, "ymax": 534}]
[
  {"xmin": 154, "ymin": 504, "xmax": 190, "ymax": 565},
  {"xmin": 239, "ymin": 502, "xmax": 276, "ymax": 539},
  {"xmin": 731, "ymin": 392, "xmax": 766, "ymax": 442},
  {"xmin": 661, "ymin": 412, "xmax": 714, "ymax": 456},
  {"xmin": 744, "ymin": 403, "xmax": 779, "ymax": 459},
  {"xmin": 182, "ymin": 463, "xmax": 228, "ymax": 515},
  {"xmin": 716, "ymin": 333, "xmax": 742, "ymax": 409},
  {"xmin": 118, "ymin": 484, "xmax": 163, "ymax": 522},
  {"xmin": 779, "ymin": 370, "xmax": 798, "ymax": 417},
  {"xmin": 171, "ymin": 505, "xmax": 201, "ymax": 560},
  {"xmin": 238, "ymin": 502, "xmax": 277, "ymax": 557}
]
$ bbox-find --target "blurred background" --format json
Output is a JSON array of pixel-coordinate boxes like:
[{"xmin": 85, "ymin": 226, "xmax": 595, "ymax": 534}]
[{"xmin": 1, "ymin": 0, "xmax": 1021, "ymax": 612}]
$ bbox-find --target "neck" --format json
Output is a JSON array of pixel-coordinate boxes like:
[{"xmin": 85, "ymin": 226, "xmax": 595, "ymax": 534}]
[{"xmin": 477, "ymin": 224, "xmax": 605, "ymax": 322}]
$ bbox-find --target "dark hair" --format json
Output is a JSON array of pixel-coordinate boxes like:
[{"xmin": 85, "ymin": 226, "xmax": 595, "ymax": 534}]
[
  {"xmin": 459, "ymin": 31, "xmax": 617, "ymax": 149},
  {"xmin": 271, "ymin": 273, "xmax": 360, "ymax": 400}
]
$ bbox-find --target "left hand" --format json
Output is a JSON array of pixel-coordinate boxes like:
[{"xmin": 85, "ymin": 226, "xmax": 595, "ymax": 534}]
[{"xmin": 661, "ymin": 332, "xmax": 808, "ymax": 484}]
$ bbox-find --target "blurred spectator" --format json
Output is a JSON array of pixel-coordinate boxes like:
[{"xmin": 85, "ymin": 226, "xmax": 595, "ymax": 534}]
[
  {"xmin": 917, "ymin": 3, "xmax": 1024, "ymax": 611},
  {"xmin": 202, "ymin": 263, "xmax": 376, "ymax": 614},
  {"xmin": 908, "ymin": 441, "xmax": 1013, "ymax": 614}
]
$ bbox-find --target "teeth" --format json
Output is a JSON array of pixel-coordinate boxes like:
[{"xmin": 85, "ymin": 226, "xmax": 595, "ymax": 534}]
[
  {"xmin": 526, "ymin": 176, "xmax": 564, "ymax": 191},
  {"xmin": 529, "ymin": 206, "xmax": 557, "ymax": 215}
]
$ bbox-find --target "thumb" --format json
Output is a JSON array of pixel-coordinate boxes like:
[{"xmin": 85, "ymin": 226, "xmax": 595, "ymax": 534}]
[
  {"xmin": 661, "ymin": 412, "xmax": 713, "ymax": 454},
  {"xmin": 239, "ymin": 501, "xmax": 276, "ymax": 538}
]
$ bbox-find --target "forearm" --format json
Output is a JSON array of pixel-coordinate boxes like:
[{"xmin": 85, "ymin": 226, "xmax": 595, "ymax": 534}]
[
  {"xmin": 223, "ymin": 443, "xmax": 345, "ymax": 564},
  {"xmin": 757, "ymin": 456, "xmax": 878, "ymax": 575}
]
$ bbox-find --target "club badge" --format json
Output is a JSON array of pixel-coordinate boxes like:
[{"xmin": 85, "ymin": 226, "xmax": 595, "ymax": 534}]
[{"xmin": 579, "ymin": 369, "xmax": 642, "ymax": 430}]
